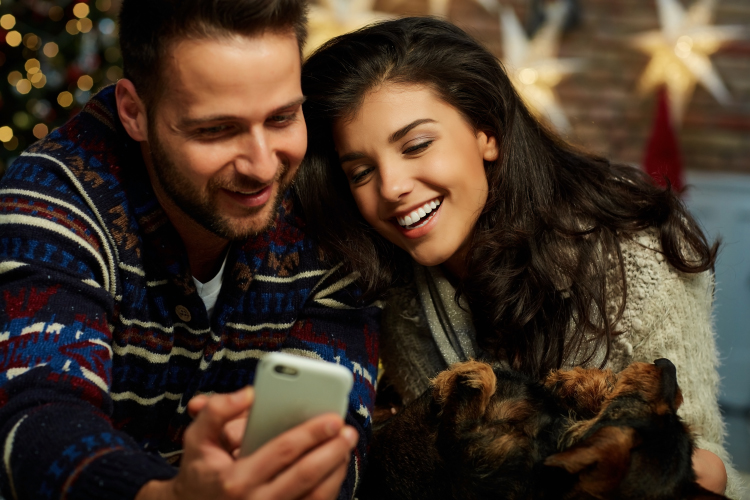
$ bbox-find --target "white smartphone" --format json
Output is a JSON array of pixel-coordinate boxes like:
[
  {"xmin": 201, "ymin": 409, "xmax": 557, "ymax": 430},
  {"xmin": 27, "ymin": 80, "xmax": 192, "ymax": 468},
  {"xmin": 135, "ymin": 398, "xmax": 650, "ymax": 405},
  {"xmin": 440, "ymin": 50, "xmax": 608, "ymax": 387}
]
[{"xmin": 239, "ymin": 352, "xmax": 354, "ymax": 456}]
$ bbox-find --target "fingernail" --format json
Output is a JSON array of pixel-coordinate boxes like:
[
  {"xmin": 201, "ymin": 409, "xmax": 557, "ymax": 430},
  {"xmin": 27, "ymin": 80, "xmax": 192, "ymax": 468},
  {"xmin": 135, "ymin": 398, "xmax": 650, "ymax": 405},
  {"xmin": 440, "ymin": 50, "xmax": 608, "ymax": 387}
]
[{"xmin": 341, "ymin": 427, "xmax": 358, "ymax": 447}]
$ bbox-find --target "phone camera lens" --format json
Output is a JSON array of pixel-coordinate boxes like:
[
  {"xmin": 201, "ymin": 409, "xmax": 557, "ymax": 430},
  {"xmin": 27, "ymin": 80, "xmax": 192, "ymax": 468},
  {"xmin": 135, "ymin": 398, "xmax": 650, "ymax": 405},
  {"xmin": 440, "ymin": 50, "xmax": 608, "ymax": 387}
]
[{"xmin": 274, "ymin": 365, "xmax": 299, "ymax": 376}]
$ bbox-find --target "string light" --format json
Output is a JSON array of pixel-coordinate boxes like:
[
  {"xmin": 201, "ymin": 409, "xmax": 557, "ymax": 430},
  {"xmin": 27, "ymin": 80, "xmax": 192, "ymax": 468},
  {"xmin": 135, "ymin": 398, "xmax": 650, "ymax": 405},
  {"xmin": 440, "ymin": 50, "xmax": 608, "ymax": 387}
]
[
  {"xmin": 57, "ymin": 92, "xmax": 74, "ymax": 108},
  {"xmin": 78, "ymin": 75, "xmax": 94, "ymax": 91},
  {"xmin": 49, "ymin": 6, "xmax": 64, "ymax": 21},
  {"xmin": 73, "ymin": 3, "xmax": 90, "ymax": 18},
  {"xmin": 32, "ymin": 123, "xmax": 49, "ymax": 139},
  {"xmin": 0, "ymin": 127, "xmax": 13, "ymax": 143},
  {"xmin": 43, "ymin": 42, "xmax": 59, "ymax": 58},
  {"xmin": 6, "ymin": 31, "xmax": 22, "ymax": 47},
  {"xmin": 0, "ymin": 14, "xmax": 16, "ymax": 30}
]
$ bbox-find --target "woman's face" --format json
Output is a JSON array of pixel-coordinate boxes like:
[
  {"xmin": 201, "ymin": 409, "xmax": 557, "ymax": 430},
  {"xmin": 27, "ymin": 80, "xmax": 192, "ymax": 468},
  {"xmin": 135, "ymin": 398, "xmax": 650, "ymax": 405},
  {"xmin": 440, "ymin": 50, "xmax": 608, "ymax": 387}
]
[{"xmin": 333, "ymin": 83, "xmax": 498, "ymax": 275}]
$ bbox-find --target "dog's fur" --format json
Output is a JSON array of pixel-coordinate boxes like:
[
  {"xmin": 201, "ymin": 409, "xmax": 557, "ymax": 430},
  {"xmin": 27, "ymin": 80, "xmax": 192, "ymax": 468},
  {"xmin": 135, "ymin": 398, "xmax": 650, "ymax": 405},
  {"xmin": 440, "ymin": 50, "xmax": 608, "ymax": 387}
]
[{"xmin": 358, "ymin": 359, "xmax": 728, "ymax": 500}]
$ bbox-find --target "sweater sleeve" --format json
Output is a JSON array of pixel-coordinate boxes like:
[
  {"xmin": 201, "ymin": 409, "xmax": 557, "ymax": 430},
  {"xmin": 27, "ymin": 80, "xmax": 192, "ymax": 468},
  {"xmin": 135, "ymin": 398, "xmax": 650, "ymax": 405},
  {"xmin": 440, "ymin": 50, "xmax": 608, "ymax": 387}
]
[
  {"xmin": 0, "ymin": 156, "xmax": 177, "ymax": 500},
  {"xmin": 283, "ymin": 266, "xmax": 381, "ymax": 500},
  {"xmin": 612, "ymin": 235, "xmax": 743, "ymax": 499}
]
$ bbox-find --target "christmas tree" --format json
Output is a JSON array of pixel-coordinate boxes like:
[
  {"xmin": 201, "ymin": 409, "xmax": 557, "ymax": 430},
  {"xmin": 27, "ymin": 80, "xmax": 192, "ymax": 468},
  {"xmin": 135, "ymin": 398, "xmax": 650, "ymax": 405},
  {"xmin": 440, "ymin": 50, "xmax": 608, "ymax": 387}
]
[{"xmin": 0, "ymin": 0, "xmax": 122, "ymax": 176}]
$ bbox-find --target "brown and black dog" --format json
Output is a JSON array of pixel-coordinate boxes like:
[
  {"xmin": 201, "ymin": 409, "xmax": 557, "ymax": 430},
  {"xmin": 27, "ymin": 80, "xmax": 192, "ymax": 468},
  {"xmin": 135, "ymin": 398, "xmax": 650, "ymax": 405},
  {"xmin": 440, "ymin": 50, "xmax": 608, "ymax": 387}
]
[{"xmin": 357, "ymin": 359, "xmax": 729, "ymax": 500}]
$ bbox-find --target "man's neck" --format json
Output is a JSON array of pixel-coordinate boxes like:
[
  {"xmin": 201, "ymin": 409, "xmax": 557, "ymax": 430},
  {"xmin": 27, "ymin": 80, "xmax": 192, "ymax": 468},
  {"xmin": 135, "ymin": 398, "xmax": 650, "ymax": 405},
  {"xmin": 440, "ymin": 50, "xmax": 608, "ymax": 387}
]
[{"xmin": 140, "ymin": 144, "xmax": 230, "ymax": 282}]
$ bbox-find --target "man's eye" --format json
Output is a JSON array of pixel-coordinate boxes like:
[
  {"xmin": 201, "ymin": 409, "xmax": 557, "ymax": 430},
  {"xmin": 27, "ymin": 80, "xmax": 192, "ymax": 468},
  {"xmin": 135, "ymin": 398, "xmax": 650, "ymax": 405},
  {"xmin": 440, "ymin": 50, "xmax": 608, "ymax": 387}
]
[
  {"xmin": 198, "ymin": 125, "xmax": 229, "ymax": 135},
  {"xmin": 403, "ymin": 140, "xmax": 433, "ymax": 155},
  {"xmin": 269, "ymin": 112, "xmax": 297, "ymax": 125}
]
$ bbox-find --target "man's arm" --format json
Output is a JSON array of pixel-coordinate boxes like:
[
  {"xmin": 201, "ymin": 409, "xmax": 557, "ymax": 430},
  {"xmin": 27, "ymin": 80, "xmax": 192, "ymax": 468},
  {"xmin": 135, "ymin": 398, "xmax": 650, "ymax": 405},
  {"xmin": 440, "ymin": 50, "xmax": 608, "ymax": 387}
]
[{"xmin": 0, "ymin": 155, "xmax": 177, "ymax": 500}]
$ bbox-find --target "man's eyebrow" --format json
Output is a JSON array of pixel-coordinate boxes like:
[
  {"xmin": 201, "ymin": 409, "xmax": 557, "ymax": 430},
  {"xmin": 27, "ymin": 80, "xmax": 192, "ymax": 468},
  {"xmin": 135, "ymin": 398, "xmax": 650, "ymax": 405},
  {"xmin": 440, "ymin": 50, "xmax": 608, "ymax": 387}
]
[
  {"xmin": 388, "ymin": 118, "xmax": 436, "ymax": 144},
  {"xmin": 177, "ymin": 97, "xmax": 307, "ymax": 129}
]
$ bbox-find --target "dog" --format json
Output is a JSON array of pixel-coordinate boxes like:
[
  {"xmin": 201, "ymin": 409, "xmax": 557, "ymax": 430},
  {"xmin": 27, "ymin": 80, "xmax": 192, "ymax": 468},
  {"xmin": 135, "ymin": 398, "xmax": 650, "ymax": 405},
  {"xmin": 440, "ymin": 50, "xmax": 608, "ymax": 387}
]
[{"xmin": 357, "ymin": 359, "xmax": 728, "ymax": 500}]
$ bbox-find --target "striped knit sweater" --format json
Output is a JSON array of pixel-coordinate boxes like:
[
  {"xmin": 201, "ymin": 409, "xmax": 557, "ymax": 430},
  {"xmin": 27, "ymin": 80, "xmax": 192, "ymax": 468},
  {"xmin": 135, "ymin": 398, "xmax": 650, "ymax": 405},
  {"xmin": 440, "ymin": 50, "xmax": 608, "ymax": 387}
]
[{"xmin": 0, "ymin": 86, "xmax": 380, "ymax": 500}]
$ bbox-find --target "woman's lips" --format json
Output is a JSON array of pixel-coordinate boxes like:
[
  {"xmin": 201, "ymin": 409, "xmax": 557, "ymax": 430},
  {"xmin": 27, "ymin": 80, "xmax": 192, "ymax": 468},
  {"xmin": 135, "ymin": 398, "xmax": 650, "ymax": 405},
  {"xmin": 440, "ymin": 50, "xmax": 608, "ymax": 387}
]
[
  {"xmin": 222, "ymin": 184, "xmax": 273, "ymax": 208},
  {"xmin": 394, "ymin": 201, "xmax": 441, "ymax": 239}
]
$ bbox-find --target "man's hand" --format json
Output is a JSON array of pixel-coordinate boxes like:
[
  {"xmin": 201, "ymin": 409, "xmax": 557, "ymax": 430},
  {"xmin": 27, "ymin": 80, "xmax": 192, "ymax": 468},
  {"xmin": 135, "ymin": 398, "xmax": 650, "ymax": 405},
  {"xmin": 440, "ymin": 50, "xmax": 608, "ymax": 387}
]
[{"xmin": 135, "ymin": 387, "xmax": 358, "ymax": 500}]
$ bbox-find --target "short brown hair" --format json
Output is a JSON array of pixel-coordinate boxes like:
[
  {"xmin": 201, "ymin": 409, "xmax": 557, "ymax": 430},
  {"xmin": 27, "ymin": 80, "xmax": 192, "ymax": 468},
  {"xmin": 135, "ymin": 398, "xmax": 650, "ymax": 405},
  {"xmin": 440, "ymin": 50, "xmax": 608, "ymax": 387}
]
[{"xmin": 119, "ymin": 0, "xmax": 308, "ymax": 106}]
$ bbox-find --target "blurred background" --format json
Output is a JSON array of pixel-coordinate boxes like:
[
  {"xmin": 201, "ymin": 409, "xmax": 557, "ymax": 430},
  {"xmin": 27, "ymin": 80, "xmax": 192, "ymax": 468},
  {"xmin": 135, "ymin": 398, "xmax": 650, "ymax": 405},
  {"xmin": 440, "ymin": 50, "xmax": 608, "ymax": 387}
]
[{"xmin": 0, "ymin": 0, "xmax": 749, "ymax": 493}]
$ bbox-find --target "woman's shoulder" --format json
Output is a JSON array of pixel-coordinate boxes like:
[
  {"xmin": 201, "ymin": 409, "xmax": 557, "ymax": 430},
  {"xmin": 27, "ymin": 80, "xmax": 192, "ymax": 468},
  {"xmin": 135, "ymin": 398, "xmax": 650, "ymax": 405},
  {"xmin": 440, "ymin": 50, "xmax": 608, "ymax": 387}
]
[{"xmin": 606, "ymin": 228, "xmax": 714, "ymax": 371}]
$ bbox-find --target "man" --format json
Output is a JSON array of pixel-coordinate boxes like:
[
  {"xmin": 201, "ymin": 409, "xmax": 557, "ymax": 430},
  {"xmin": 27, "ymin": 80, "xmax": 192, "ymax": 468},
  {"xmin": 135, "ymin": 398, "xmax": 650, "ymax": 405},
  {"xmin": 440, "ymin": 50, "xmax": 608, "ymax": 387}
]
[{"xmin": 0, "ymin": 1, "xmax": 379, "ymax": 499}]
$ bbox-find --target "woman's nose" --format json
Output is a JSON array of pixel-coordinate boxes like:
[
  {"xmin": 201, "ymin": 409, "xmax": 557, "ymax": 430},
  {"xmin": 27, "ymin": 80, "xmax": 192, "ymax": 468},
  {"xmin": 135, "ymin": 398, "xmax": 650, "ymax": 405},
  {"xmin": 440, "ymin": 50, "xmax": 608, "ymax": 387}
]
[{"xmin": 378, "ymin": 163, "xmax": 414, "ymax": 202}]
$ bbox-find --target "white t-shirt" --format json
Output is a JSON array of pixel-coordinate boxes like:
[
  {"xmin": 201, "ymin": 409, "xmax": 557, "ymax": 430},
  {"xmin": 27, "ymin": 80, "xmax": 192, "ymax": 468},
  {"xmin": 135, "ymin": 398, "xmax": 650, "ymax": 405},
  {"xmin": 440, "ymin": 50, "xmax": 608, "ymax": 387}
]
[{"xmin": 192, "ymin": 251, "xmax": 229, "ymax": 320}]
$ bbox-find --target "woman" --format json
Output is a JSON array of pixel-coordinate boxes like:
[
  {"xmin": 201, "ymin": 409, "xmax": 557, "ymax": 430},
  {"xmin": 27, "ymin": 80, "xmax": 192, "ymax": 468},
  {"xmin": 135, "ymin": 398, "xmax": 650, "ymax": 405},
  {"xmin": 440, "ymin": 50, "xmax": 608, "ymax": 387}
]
[{"xmin": 296, "ymin": 17, "xmax": 737, "ymax": 496}]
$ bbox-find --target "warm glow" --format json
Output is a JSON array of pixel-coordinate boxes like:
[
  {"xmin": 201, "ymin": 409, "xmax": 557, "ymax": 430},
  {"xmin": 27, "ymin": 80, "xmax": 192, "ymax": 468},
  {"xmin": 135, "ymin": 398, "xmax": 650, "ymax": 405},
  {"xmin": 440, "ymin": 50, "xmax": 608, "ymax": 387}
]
[
  {"xmin": 518, "ymin": 67, "xmax": 539, "ymax": 85},
  {"xmin": 58, "ymin": 91, "xmax": 74, "ymax": 107},
  {"xmin": 49, "ymin": 6, "xmax": 64, "ymax": 21},
  {"xmin": 23, "ymin": 33, "xmax": 40, "ymax": 49},
  {"xmin": 6, "ymin": 31, "xmax": 22, "ymax": 47},
  {"xmin": 66, "ymin": 20, "xmax": 80, "ymax": 35},
  {"xmin": 96, "ymin": 0, "xmax": 112, "ymax": 12},
  {"xmin": 501, "ymin": 2, "xmax": 581, "ymax": 133},
  {"xmin": 78, "ymin": 18, "xmax": 93, "ymax": 33},
  {"xmin": 78, "ymin": 75, "xmax": 94, "ymax": 91},
  {"xmin": 0, "ymin": 126, "xmax": 13, "ymax": 143},
  {"xmin": 306, "ymin": 0, "xmax": 394, "ymax": 57},
  {"xmin": 16, "ymin": 79, "xmax": 32, "ymax": 94},
  {"xmin": 25, "ymin": 59, "xmax": 41, "ymax": 73},
  {"xmin": 33, "ymin": 123, "xmax": 49, "ymax": 139},
  {"xmin": 73, "ymin": 3, "xmax": 90, "ymax": 18},
  {"xmin": 631, "ymin": 0, "xmax": 743, "ymax": 124},
  {"xmin": 43, "ymin": 42, "xmax": 59, "ymax": 58},
  {"xmin": 31, "ymin": 73, "xmax": 47, "ymax": 88},
  {"xmin": 106, "ymin": 65, "xmax": 123, "ymax": 81},
  {"xmin": 7, "ymin": 70, "xmax": 22, "ymax": 86},
  {"xmin": 0, "ymin": 14, "xmax": 15, "ymax": 30}
]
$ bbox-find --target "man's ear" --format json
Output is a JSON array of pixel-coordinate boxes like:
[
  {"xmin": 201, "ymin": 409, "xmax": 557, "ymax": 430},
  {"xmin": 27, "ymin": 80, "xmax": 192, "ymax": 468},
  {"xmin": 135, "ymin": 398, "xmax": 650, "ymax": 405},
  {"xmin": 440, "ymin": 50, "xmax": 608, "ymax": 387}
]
[
  {"xmin": 477, "ymin": 131, "xmax": 499, "ymax": 162},
  {"xmin": 116, "ymin": 79, "xmax": 149, "ymax": 142}
]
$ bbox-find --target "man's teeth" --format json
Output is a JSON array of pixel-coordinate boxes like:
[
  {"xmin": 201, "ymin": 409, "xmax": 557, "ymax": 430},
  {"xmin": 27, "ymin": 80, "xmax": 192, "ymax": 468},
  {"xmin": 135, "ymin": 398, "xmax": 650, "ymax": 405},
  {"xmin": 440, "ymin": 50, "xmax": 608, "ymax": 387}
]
[{"xmin": 397, "ymin": 199, "xmax": 441, "ymax": 227}]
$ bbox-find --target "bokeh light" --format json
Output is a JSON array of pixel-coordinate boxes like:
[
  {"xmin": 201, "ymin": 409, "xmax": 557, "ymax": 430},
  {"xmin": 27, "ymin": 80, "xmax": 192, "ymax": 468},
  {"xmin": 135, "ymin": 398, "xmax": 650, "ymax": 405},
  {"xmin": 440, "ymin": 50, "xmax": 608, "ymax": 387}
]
[
  {"xmin": 43, "ymin": 42, "xmax": 59, "ymax": 58},
  {"xmin": 0, "ymin": 14, "xmax": 16, "ymax": 30},
  {"xmin": 6, "ymin": 31, "xmax": 22, "ymax": 47},
  {"xmin": 73, "ymin": 3, "xmax": 91, "ymax": 19},
  {"xmin": 32, "ymin": 124, "xmax": 49, "ymax": 139},
  {"xmin": 57, "ymin": 92, "xmax": 74, "ymax": 108},
  {"xmin": 0, "ymin": 127, "xmax": 13, "ymax": 143},
  {"xmin": 78, "ymin": 75, "xmax": 94, "ymax": 92}
]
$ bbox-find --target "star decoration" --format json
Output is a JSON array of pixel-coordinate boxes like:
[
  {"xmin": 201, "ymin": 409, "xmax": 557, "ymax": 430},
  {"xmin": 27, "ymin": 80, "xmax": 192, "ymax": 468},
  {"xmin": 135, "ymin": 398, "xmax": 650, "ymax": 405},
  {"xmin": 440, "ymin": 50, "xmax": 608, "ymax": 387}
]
[
  {"xmin": 498, "ymin": 2, "xmax": 583, "ymax": 133},
  {"xmin": 306, "ymin": 0, "xmax": 394, "ymax": 57},
  {"xmin": 631, "ymin": 0, "xmax": 745, "ymax": 124}
]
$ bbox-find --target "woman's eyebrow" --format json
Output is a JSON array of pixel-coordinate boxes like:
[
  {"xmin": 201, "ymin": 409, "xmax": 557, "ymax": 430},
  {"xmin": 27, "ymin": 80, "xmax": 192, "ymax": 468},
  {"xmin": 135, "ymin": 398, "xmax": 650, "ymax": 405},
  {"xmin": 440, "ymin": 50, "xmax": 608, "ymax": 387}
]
[
  {"xmin": 388, "ymin": 118, "xmax": 436, "ymax": 143},
  {"xmin": 339, "ymin": 152, "xmax": 367, "ymax": 164}
]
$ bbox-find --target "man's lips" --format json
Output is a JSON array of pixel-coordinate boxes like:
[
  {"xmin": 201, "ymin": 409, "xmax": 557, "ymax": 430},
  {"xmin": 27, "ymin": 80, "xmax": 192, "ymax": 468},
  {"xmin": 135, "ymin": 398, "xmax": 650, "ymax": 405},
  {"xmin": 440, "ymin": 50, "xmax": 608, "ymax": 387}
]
[{"xmin": 222, "ymin": 185, "xmax": 273, "ymax": 208}]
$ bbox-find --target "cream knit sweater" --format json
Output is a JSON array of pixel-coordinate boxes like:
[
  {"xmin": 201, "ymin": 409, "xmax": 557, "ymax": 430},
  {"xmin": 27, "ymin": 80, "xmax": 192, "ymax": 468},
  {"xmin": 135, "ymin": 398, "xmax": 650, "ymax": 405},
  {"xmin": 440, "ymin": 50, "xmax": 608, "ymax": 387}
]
[{"xmin": 380, "ymin": 230, "xmax": 742, "ymax": 498}]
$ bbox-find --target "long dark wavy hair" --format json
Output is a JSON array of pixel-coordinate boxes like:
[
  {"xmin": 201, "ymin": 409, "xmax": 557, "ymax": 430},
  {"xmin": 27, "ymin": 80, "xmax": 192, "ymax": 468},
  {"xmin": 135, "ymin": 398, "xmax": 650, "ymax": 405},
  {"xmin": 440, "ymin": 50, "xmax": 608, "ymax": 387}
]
[{"xmin": 296, "ymin": 17, "xmax": 717, "ymax": 379}]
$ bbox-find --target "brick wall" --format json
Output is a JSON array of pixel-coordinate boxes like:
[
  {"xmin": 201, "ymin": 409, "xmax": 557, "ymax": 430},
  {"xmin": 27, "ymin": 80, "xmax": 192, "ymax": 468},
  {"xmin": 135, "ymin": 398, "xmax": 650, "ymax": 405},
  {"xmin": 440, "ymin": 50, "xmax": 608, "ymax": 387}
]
[{"xmin": 373, "ymin": 0, "xmax": 750, "ymax": 173}]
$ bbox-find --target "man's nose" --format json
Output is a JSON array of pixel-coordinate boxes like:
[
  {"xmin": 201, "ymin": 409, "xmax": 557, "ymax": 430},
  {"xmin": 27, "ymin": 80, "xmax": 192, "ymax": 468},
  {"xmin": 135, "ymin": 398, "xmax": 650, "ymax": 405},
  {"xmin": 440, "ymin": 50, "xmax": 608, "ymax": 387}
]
[
  {"xmin": 234, "ymin": 131, "xmax": 279, "ymax": 184},
  {"xmin": 378, "ymin": 162, "xmax": 414, "ymax": 202}
]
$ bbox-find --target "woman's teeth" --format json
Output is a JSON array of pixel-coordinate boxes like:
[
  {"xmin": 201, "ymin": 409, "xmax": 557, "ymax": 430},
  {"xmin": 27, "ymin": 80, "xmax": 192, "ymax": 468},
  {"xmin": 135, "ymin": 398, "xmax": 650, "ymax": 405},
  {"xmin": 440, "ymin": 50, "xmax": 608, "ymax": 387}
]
[{"xmin": 397, "ymin": 199, "xmax": 441, "ymax": 227}]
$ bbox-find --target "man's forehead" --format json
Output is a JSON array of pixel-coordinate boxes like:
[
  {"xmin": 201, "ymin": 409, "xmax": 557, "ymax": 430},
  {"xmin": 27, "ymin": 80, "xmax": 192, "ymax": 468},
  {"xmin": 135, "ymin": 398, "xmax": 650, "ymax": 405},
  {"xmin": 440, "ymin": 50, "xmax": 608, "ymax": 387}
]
[{"xmin": 157, "ymin": 32, "xmax": 302, "ymax": 119}]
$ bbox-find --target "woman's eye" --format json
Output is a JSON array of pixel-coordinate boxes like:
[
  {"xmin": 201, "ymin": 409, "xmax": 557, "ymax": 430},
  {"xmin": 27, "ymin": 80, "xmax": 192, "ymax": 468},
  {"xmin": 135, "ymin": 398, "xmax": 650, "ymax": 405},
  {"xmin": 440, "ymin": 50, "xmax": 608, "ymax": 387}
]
[
  {"xmin": 403, "ymin": 140, "xmax": 433, "ymax": 155},
  {"xmin": 350, "ymin": 167, "xmax": 373, "ymax": 184}
]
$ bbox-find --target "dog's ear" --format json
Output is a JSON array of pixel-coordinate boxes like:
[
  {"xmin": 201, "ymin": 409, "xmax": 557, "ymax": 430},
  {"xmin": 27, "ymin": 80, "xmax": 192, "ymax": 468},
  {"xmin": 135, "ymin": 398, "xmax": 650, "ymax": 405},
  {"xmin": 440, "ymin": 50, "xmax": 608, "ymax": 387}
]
[
  {"xmin": 431, "ymin": 360, "xmax": 496, "ymax": 420},
  {"xmin": 653, "ymin": 358, "xmax": 684, "ymax": 411},
  {"xmin": 544, "ymin": 426, "xmax": 639, "ymax": 497},
  {"xmin": 683, "ymin": 482, "xmax": 731, "ymax": 500}
]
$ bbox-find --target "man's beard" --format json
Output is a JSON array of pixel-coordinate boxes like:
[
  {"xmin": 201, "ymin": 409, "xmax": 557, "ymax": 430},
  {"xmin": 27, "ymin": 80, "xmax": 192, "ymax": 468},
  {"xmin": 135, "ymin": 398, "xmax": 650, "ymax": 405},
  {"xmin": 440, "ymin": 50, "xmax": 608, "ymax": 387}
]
[{"xmin": 147, "ymin": 129, "xmax": 290, "ymax": 241}]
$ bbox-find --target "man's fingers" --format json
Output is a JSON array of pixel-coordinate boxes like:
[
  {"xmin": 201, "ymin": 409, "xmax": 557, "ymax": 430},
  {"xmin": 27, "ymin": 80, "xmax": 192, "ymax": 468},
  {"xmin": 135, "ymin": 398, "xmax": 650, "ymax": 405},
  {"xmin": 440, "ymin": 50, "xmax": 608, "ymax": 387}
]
[
  {"xmin": 188, "ymin": 387, "xmax": 254, "ymax": 445},
  {"xmin": 187, "ymin": 394, "xmax": 209, "ymax": 418},
  {"xmin": 259, "ymin": 424, "xmax": 358, "ymax": 499},
  {"xmin": 300, "ymin": 459, "xmax": 350, "ymax": 500},
  {"xmin": 235, "ymin": 414, "xmax": 348, "ymax": 483},
  {"xmin": 222, "ymin": 414, "xmax": 248, "ymax": 454}
]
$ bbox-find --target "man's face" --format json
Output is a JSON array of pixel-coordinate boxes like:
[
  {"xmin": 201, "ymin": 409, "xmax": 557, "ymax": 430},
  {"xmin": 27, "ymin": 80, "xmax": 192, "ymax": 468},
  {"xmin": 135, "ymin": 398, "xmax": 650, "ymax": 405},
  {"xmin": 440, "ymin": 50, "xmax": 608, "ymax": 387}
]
[{"xmin": 145, "ymin": 32, "xmax": 307, "ymax": 241}]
